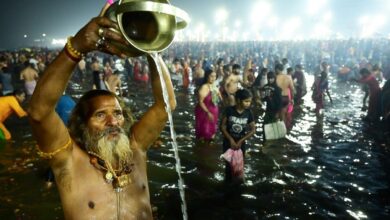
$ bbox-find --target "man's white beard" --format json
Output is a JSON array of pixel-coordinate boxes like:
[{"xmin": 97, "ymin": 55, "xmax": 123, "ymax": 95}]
[{"xmin": 84, "ymin": 127, "xmax": 133, "ymax": 167}]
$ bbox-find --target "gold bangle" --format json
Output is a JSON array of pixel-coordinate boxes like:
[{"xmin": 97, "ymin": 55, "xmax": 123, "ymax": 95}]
[
  {"xmin": 66, "ymin": 36, "xmax": 84, "ymax": 60},
  {"xmin": 36, "ymin": 137, "xmax": 73, "ymax": 160}
]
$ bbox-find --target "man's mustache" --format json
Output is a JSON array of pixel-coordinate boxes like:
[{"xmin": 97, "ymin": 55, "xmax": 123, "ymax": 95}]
[{"xmin": 96, "ymin": 126, "xmax": 124, "ymax": 139}]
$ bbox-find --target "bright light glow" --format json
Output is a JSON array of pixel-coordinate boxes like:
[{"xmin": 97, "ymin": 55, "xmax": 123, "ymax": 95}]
[
  {"xmin": 51, "ymin": 38, "xmax": 66, "ymax": 46},
  {"xmin": 23, "ymin": 34, "xmax": 27, "ymax": 38},
  {"xmin": 171, "ymin": 1, "xmax": 389, "ymax": 42},
  {"xmin": 195, "ymin": 23, "xmax": 206, "ymax": 41},
  {"xmin": 42, "ymin": 33, "xmax": 46, "ymax": 37},
  {"xmin": 323, "ymin": 11, "xmax": 332, "ymax": 22},
  {"xmin": 242, "ymin": 32, "xmax": 250, "ymax": 41},
  {"xmin": 306, "ymin": 0, "xmax": 327, "ymax": 15},
  {"xmin": 250, "ymin": 1, "xmax": 272, "ymax": 25},
  {"xmin": 280, "ymin": 17, "xmax": 302, "ymax": 40},
  {"xmin": 312, "ymin": 23, "xmax": 332, "ymax": 39},
  {"xmin": 234, "ymin": 20, "xmax": 241, "ymax": 28},
  {"xmin": 373, "ymin": 14, "xmax": 386, "ymax": 27},
  {"xmin": 336, "ymin": 32, "xmax": 345, "ymax": 40},
  {"xmin": 359, "ymin": 15, "xmax": 369, "ymax": 25},
  {"xmin": 359, "ymin": 14, "xmax": 387, "ymax": 38},
  {"xmin": 215, "ymin": 8, "xmax": 228, "ymax": 25},
  {"xmin": 267, "ymin": 16, "xmax": 279, "ymax": 28}
]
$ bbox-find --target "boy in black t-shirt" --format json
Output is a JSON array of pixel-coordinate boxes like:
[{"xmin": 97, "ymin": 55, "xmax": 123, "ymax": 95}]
[
  {"xmin": 220, "ymin": 89, "xmax": 256, "ymax": 182},
  {"xmin": 260, "ymin": 71, "xmax": 282, "ymax": 124}
]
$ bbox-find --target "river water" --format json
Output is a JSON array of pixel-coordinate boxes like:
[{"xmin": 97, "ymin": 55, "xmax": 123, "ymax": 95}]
[{"xmin": 0, "ymin": 74, "xmax": 389, "ymax": 220}]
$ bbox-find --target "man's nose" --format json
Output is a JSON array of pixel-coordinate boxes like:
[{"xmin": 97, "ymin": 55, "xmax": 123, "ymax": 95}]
[{"xmin": 105, "ymin": 114, "xmax": 119, "ymax": 126}]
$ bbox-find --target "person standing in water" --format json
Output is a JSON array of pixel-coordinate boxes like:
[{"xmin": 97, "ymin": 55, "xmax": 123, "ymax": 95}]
[
  {"xmin": 312, "ymin": 71, "xmax": 333, "ymax": 114},
  {"xmin": 28, "ymin": 8, "xmax": 175, "ymax": 220},
  {"xmin": 220, "ymin": 89, "xmax": 255, "ymax": 182},
  {"xmin": 195, "ymin": 69, "xmax": 223, "ymax": 142},
  {"xmin": 0, "ymin": 89, "xmax": 27, "ymax": 140},
  {"xmin": 20, "ymin": 61, "xmax": 39, "ymax": 96}
]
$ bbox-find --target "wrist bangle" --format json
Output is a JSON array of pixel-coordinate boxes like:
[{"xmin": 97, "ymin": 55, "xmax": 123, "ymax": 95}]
[
  {"xmin": 64, "ymin": 46, "xmax": 81, "ymax": 62},
  {"xmin": 64, "ymin": 36, "xmax": 84, "ymax": 62}
]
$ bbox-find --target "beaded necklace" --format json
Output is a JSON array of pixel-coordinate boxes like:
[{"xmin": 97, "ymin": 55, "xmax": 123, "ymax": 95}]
[{"xmin": 88, "ymin": 151, "xmax": 134, "ymax": 189}]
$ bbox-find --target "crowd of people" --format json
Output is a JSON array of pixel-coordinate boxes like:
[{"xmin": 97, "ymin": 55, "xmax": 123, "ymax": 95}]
[{"xmin": 1, "ymin": 32, "xmax": 390, "ymax": 217}]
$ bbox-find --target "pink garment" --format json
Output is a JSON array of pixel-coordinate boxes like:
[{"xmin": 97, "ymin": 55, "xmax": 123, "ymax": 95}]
[
  {"xmin": 221, "ymin": 149, "xmax": 244, "ymax": 178},
  {"xmin": 287, "ymin": 88, "xmax": 293, "ymax": 113},
  {"xmin": 195, "ymin": 92, "xmax": 219, "ymax": 140}
]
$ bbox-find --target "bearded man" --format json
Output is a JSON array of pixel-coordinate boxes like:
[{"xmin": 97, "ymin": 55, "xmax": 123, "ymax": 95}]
[{"xmin": 28, "ymin": 13, "xmax": 175, "ymax": 220}]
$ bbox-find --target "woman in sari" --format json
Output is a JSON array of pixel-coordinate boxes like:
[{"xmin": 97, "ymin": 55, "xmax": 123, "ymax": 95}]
[{"xmin": 195, "ymin": 69, "xmax": 223, "ymax": 141}]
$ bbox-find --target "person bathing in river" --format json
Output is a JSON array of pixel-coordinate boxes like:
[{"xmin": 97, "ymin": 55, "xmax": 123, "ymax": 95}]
[
  {"xmin": 312, "ymin": 71, "xmax": 333, "ymax": 115},
  {"xmin": 356, "ymin": 68, "xmax": 381, "ymax": 123},
  {"xmin": 27, "ymin": 6, "xmax": 175, "ymax": 219},
  {"xmin": 195, "ymin": 69, "xmax": 223, "ymax": 142},
  {"xmin": 0, "ymin": 89, "xmax": 27, "ymax": 141},
  {"xmin": 220, "ymin": 89, "xmax": 255, "ymax": 183}
]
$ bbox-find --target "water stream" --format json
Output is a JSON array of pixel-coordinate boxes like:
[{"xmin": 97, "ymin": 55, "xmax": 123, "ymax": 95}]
[{"xmin": 150, "ymin": 52, "xmax": 188, "ymax": 220}]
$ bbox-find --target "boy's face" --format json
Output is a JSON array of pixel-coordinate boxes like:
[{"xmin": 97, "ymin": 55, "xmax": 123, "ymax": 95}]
[{"xmin": 240, "ymin": 98, "xmax": 252, "ymax": 109}]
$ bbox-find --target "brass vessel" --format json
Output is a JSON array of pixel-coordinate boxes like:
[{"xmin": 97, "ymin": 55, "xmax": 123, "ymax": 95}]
[{"xmin": 104, "ymin": 0, "xmax": 190, "ymax": 57}]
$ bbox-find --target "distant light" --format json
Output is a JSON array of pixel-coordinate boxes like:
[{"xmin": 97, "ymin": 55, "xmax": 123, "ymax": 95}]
[
  {"xmin": 307, "ymin": 0, "xmax": 327, "ymax": 15},
  {"xmin": 250, "ymin": 1, "xmax": 272, "ymax": 25},
  {"xmin": 234, "ymin": 20, "xmax": 241, "ymax": 28},
  {"xmin": 215, "ymin": 8, "xmax": 228, "ymax": 24},
  {"xmin": 373, "ymin": 14, "xmax": 386, "ymax": 27},
  {"xmin": 323, "ymin": 11, "xmax": 332, "ymax": 22},
  {"xmin": 336, "ymin": 32, "xmax": 345, "ymax": 40},
  {"xmin": 267, "ymin": 16, "xmax": 279, "ymax": 28},
  {"xmin": 359, "ymin": 15, "xmax": 369, "ymax": 25},
  {"xmin": 51, "ymin": 38, "xmax": 66, "ymax": 46},
  {"xmin": 42, "ymin": 33, "xmax": 46, "ymax": 37},
  {"xmin": 280, "ymin": 17, "xmax": 302, "ymax": 40},
  {"xmin": 23, "ymin": 34, "xmax": 27, "ymax": 38}
]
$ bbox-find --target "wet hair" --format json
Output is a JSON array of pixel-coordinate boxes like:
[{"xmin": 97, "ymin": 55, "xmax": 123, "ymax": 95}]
[
  {"xmin": 295, "ymin": 64, "xmax": 303, "ymax": 69},
  {"xmin": 275, "ymin": 63, "xmax": 284, "ymax": 72},
  {"xmin": 13, "ymin": 88, "xmax": 26, "ymax": 96},
  {"xmin": 232, "ymin": 64, "xmax": 241, "ymax": 70},
  {"xmin": 267, "ymin": 71, "xmax": 276, "ymax": 79},
  {"xmin": 223, "ymin": 64, "xmax": 231, "ymax": 72},
  {"xmin": 320, "ymin": 71, "xmax": 328, "ymax": 79},
  {"xmin": 260, "ymin": 67, "xmax": 268, "ymax": 75},
  {"xmin": 235, "ymin": 88, "xmax": 252, "ymax": 101},
  {"xmin": 287, "ymin": 67, "xmax": 293, "ymax": 74},
  {"xmin": 217, "ymin": 58, "xmax": 224, "ymax": 65},
  {"xmin": 202, "ymin": 69, "xmax": 215, "ymax": 85},
  {"xmin": 359, "ymin": 68, "xmax": 370, "ymax": 76},
  {"xmin": 68, "ymin": 90, "xmax": 134, "ymax": 149}
]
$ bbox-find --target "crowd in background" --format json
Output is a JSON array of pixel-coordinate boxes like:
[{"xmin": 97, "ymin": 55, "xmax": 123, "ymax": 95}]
[{"xmin": 1, "ymin": 39, "xmax": 390, "ymax": 141}]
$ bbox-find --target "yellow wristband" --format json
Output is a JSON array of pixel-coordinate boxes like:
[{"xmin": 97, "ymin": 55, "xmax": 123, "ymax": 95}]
[
  {"xmin": 36, "ymin": 138, "xmax": 73, "ymax": 160},
  {"xmin": 66, "ymin": 36, "xmax": 84, "ymax": 60}
]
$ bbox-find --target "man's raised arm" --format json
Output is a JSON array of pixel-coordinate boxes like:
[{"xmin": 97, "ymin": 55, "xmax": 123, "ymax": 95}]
[
  {"xmin": 28, "ymin": 16, "xmax": 129, "ymax": 159},
  {"xmin": 132, "ymin": 54, "xmax": 176, "ymax": 151}
]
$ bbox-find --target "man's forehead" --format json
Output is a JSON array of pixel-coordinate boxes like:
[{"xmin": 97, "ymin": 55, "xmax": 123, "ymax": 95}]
[{"xmin": 89, "ymin": 96, "xmax": 122, "ymax": 111}]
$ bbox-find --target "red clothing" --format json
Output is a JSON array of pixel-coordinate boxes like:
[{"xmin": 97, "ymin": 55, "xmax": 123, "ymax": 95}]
[{"xmin": 359, "ymin": 74, "xmax": 381, "ymax": 120}]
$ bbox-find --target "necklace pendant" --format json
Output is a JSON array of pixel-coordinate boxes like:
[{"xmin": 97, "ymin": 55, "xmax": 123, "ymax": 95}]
[
  {"xmin": 105, "ymin": 171, "xmax": 114, "ymax": 183},
  {"xmin": 116, "ymin": 175, "xmax": 131, "ymax": 188}
]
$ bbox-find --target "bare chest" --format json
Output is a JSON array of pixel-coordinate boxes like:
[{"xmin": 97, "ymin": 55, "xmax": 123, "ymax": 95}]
[{"xmin": 57, "ymin": 160, "xmax": 152, "ymax": 219}]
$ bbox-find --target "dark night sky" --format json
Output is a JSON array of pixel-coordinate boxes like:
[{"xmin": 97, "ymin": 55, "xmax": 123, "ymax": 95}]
[{"xmin": 0, "ymin": 0, "xmax": 389, "ymax": 49}]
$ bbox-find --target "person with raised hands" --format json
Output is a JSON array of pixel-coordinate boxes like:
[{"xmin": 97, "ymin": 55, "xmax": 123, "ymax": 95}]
[{"xmin": 28, "ymin": 5, "xmax": 175, "ymax": 219}]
